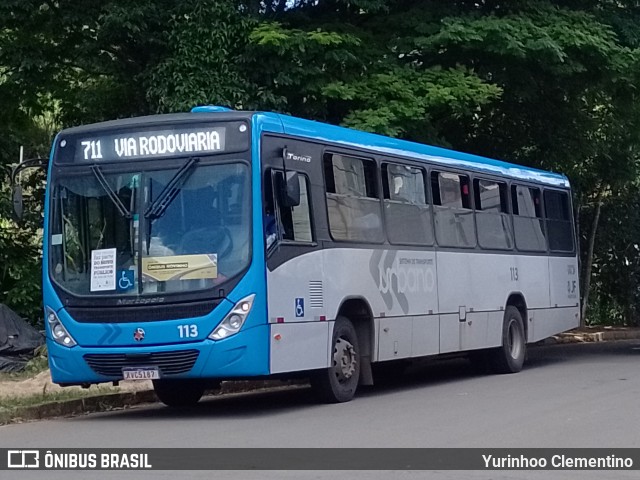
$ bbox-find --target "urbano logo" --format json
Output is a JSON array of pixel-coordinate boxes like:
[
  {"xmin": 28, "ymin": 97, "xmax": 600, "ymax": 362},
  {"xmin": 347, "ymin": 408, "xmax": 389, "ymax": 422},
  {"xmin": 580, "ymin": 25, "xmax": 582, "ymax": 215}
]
[
  {"xmin": 8, "ymin": 450, "xmax": 40, "ymax": 468},
  {"xmin": 369, "ymin": 250, "xmax": 435, "ymax": 314}
]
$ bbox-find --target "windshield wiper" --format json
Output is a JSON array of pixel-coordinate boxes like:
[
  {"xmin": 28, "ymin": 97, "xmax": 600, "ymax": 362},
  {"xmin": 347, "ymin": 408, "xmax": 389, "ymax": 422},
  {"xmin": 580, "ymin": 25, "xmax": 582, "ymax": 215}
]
[
  {"xmin": 90, "ymin": 165, "xmax": 131, "ymax": 219},
  {"xmin": 144, "ymin": 157, "xmax": 200, "ymax": 220}
]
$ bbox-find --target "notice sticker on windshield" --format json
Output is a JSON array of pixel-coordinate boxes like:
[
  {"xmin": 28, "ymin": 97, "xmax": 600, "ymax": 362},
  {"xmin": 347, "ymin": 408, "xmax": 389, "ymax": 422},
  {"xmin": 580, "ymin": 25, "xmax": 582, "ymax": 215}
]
[
  {"xmin": 90, "ymin": 248, "xmax": 117, "ymax": 291},
  {"xmin": 142, "ymin": 254, "xmax": 217, "ymax": 282}
]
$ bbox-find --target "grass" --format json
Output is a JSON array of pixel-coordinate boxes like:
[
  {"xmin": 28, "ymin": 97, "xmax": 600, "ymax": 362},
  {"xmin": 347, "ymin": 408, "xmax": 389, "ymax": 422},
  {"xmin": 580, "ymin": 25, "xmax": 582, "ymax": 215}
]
[
  {"xmin": 0, "ymin": 386, "xmax": 117, "ymax": 412},
  {"xmin": 0, "ymin": 345, "xmax": 117, "ymax": 414},
  {"xmin": 0, "ymin": 366, "xmax": 46, "ymax": 382}
]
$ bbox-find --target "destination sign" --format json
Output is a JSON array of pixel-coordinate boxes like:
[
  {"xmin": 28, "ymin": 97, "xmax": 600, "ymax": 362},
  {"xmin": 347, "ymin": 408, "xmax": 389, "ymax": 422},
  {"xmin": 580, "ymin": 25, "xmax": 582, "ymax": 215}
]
[
  {"xmin": 53, "ymin": 119, "xmax": 256, "ymax": 164},
  {"xmin": 71, "ymin": 126, "xmax": 227, "ymax": 162}
]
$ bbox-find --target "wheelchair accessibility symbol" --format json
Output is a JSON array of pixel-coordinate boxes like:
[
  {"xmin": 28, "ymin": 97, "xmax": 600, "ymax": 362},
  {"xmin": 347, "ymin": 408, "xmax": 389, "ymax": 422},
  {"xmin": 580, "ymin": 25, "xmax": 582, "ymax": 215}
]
[
  {"xmin": 295, "ymin": 298, "xmax": 305, "ymax": 318},
  {"xmin": 117, "ymin": 270, "xmax": 135, "ymax": 291}
]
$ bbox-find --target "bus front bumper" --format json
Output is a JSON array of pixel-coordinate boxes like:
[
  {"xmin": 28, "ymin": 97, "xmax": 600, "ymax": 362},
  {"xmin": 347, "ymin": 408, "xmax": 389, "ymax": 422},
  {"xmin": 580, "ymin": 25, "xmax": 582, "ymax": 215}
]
[{"xmin": 46, "ymin": 324, "xmax": 270, "ymax": 385}]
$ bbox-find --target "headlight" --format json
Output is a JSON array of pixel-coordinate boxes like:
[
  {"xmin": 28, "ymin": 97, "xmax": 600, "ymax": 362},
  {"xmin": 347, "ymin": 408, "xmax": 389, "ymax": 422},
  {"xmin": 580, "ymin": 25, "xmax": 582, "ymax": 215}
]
[
  {"xmin": 209, "ymin": 294, "xmax": 255, "ymax": 340},
  {"xmin": 46, "ymin": 307, "xmax": 77, "ymax": 347}
]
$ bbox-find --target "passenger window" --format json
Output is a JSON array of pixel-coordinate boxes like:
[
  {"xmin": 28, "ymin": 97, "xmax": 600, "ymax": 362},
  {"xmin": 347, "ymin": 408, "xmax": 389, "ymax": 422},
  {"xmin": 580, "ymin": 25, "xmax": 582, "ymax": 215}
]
[
  {"xmin": 512, "ymin": 185, "xmax": 542, "ymax": 218},
  {"xmin": 384, "ymin": 163, "xmax": 426, "ymax": 204},
  {"xmin": 382, "ymin": 163, "xmax": 433, "ymax": 245},
  {"xmin": 511, "ymin": 185, "xmax": 546, "ymax": 252},
  {"xmin": 544, "ymin": 190, "xmax": 574, "ymax": 252},
  {"xmin": 474, "ymin": 179, "xmax": 508, "ymax": 213},
  {"xmin": 431, "ymin": 171, "xmax": 475, "ymax": 248},
  {"xmin": 265, "ymin": 170, "xmax": 313, "ymax": 250},
  {"xmin": 474, "ymin": 179, "xmax": 512, "ymax": 250},
  {"xmin": 324, "ymin": 153, "xmax": 383, "ymax": 243},
  {"xmin": 433, "ymin": 172, "xmax": 471, "ymax": 209}
]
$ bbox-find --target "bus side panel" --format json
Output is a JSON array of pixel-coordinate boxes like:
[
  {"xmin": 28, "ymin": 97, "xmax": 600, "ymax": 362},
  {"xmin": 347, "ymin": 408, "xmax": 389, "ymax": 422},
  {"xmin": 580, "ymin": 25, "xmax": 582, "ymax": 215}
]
[
  {"xmin": 270, "ymin": 322, "xmax": 331, "ymax": 373},
  {"xmin": 377, "ymin": 316, "xmax": 412, "ymax": 361},
  {"xmin": 266, "ymin": 248, "xmax": 440, "ymax": 371},
  {"xmin": 267, "ymin": 248, "xmax": 438, "ymax": 322},
  {"xmin": 548, "ymin": 256, "xmax": 580, "ymax": 308},
  {"xmin": 527, "ymin": 255, "xmax": 580, "ymax": 342},
  {"xmin": 529, "ymin": 307, "xmax": 579, "ymax": 343},
  {"xmin": 436, "ymin": 251, "xmax": 551, "ymax": 352},
  {"xmin": 410, "ymin": 315, "xmax": 440, "ymax": 358},
  {"xmin": 267, "ymin": 246, "xmax": 331, "ymax": 373}
]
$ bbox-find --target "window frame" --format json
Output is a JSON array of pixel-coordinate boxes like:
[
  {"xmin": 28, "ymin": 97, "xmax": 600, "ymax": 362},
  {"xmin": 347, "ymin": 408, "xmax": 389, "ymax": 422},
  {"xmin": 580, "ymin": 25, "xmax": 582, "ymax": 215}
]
[
  {"xmin": 381, "ymin": 161, "xmax": 433, "ymax": 247},
  {"xmin": 430, "ymin": 169, "xmax": 477, "ymax": 249},
  {"xmin": 508, "ymin": 183, "xmax": 549, "ymax": 254},
  {"xmin": 322, "ymin": 150, "xmax": 384, "ymax": 244},
  {"xmin": 265, "ymin": 168, "xmax": 316, "ymax": 253},
  {"xmin": 472, "ymin": 176, "xmax": 513, "ymax": 251},
  {"xmin": 543, "ymin": 187, "xmax": 575, "ymax": 254},
  {"xmin": 511, "ymin": 184, "xmax": 544, "ymax": 219},
  {"xmin": 473, "ymin": 178, "xmax": 509, "ymax": 214}
]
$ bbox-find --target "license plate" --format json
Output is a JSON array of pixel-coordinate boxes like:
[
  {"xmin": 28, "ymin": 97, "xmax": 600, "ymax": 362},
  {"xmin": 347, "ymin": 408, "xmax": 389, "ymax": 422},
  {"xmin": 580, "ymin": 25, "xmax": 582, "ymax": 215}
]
[{"xmin": 122, "ymin": 367, "xmax": 160, "ymax": 380}]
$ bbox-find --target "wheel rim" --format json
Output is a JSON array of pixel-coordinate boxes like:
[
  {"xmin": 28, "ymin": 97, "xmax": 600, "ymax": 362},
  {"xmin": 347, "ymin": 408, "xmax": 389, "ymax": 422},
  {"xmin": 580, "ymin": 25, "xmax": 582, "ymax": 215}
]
[
  {"xmin": 507, "ymin": 319, "xmax": 523, "ymax": 360},
  {"xmin": 333, "ymin": 337, "xmax": 357, "ymax": 383}
]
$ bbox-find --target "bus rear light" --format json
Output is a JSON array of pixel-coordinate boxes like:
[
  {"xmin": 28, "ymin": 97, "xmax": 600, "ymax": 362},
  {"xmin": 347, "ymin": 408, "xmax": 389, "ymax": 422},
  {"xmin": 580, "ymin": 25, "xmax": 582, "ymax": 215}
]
[
  {"xmin": 46, "ymin": 307, "xmax": 77, "ymax": 347},
  {"xmin": 276, "ymin": 317, "xmax": 284, "ymax": 324},
  {"xmin": 208, "ymin": 294, "xmax": 255, "ymax": 341}
]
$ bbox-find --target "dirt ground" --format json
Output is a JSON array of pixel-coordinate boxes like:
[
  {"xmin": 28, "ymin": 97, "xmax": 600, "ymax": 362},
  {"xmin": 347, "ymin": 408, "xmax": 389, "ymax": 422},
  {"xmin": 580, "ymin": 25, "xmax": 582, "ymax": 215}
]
[{"xmin": 0, "ymin": 370, "xmax": 152, "ymax": 399}]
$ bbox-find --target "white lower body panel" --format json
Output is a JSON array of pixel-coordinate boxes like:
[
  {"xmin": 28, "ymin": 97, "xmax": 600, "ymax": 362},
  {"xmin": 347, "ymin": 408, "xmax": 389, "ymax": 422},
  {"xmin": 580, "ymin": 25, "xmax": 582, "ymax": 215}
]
[
  {"xmin": 529, "ymin": 306, "xmax": 580, "ymax": 343},
  {"xmin": 270, "ymin": 322, "xmax": 332, "ymax": 374}
]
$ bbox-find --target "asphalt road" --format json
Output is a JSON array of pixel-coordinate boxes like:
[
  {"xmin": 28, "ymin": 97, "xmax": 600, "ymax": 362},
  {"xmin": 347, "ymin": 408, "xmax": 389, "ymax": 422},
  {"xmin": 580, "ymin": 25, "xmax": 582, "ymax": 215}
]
[{"xmin": 1, "ymin": 340, "xmax": 639, "ymax": 479}]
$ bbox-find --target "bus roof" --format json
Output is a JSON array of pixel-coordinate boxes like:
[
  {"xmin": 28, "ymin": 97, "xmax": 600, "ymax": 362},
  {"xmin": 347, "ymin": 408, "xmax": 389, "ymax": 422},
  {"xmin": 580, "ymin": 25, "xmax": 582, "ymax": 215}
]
[{"xmin": 258, "ymin": 112, "xmax": 569, "ymax": 188}]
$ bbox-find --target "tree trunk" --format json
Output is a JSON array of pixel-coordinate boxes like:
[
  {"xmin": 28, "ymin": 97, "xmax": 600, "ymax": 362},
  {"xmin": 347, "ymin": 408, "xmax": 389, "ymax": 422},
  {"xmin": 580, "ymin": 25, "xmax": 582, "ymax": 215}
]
[{"xmin": 580, "ymin": 191, "xmax": 604, "ymax": 326}]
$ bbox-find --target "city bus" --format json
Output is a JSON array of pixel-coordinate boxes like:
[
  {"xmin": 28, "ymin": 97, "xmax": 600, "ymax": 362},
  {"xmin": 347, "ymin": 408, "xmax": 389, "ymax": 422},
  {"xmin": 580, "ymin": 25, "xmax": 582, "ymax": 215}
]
[{"xmin": 12, "ymin": 106, "xmax": 580, "ymax": 406}]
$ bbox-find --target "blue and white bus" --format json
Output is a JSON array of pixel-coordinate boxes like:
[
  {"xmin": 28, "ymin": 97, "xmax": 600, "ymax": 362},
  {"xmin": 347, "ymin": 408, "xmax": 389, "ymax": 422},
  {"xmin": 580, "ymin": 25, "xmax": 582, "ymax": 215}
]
[{"xmin": 12, "ymin": 106, "xmax": 580, "ymax": 405}]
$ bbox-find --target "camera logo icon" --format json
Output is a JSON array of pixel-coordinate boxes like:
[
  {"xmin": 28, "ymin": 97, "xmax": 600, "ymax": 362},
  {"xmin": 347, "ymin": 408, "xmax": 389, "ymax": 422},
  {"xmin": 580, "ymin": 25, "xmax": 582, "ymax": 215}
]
[{"xmin": 7, "ymin": 450, "xmax": 40, "ymax": 468}]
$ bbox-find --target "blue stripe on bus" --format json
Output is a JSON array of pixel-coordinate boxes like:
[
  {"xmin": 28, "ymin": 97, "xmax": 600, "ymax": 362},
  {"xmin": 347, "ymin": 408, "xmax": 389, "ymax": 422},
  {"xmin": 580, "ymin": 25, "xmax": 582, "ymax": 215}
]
[{"xmin": 254, "ymin": 112, "xmax": 568, "ymax": 188}]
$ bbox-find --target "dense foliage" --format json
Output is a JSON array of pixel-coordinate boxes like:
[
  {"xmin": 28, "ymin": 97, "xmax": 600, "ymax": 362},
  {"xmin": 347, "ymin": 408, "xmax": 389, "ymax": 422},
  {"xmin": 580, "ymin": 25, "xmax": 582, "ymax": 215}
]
[{"xmin": 1, "ymin": 0, "xmax": 639, "ymax": 325}]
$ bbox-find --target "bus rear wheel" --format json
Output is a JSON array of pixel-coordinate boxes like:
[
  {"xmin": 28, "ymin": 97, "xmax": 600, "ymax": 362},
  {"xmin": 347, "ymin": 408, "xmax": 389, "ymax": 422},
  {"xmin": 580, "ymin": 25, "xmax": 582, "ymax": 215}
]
[
  {"xmin": 153, "ymin": 379, "xmax": 206, "ymax": 407},
  {"xmin": 311, "ymin": 316, "xmax": 360, "ymax": 403},
  {"xmin": 489, "ymin": 306, "xmax": 526, "ymax": 374}
]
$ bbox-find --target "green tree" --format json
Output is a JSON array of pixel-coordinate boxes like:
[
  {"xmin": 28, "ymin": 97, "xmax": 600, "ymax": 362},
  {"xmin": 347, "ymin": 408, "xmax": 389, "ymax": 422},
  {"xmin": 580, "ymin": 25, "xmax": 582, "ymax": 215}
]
[
  {"xmin": 588, "ymin": 184, "xmax": 640, "ymax": 326},
  {"xmin": 2, "ymin": 0, "xmax": 640, "ymax": 327}
]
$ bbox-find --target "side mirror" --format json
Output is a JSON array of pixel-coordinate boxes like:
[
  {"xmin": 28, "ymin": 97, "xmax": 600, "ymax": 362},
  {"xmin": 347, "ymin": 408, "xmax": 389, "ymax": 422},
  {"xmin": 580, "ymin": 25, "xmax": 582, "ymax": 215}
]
[
  {"xmin": 10, "ymin": 157, "xmax": 48, "ymax": 223},
  {"xmin": 279, "ymin": 171, "xmax": 300, "ymax": 208},
  {"xmin": 12, "ymin": 185, "xmax": 24, "ymax": 222}
]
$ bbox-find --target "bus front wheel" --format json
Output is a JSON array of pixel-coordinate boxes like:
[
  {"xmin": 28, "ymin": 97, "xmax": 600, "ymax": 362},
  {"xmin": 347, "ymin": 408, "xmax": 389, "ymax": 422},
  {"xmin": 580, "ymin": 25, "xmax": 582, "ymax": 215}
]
[
  {"xmin": 153, "ymin": 379, "xmax": 206, "ymax": 407},
  {"xmin": 489, "ymin": 306, "xmax": 526, "ymax": 374},
  {"xmin": 311, "ymin": 316, "xmax": 360, "ymax": 403}
]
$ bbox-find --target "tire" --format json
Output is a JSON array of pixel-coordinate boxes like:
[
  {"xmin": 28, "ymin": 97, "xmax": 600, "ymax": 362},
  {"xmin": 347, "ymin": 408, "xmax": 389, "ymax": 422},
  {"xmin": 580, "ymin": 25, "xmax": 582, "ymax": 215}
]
[
  {"xmin": 153, "ymin": 379, "xmax": 206, "ymax": 407},
  {"xmin": 489, "ymin": 306, "xmax": 526, "ymax": 374},
  {"xmin": 311, "ymin": 316, "xmax": 360, "ymax": 403}
]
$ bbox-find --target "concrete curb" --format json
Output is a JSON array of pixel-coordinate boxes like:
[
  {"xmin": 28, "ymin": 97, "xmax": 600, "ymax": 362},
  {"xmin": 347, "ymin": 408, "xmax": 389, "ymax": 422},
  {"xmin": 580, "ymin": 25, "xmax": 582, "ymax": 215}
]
[
  {"xmin": 0, "ymin": 389, "xmax": 157, "ymax": 426},
  {"xmin": 0, "ymin": 379, "xmax": 305, "ymax": 426},
  {"xmin": 543, "ymin": 328, "xmax": 640, "ymax": 345}
]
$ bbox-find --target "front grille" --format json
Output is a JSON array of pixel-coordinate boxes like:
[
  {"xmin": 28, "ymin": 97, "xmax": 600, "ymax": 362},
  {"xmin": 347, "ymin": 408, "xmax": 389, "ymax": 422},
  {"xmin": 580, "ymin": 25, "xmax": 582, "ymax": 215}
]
[
  {"xmin": 84, "ymin": 350, "xmax": 200, "ymax": 377},
  {"xmin": 67, "ymin": 300, "xmax": 219, "ymax": 323}
]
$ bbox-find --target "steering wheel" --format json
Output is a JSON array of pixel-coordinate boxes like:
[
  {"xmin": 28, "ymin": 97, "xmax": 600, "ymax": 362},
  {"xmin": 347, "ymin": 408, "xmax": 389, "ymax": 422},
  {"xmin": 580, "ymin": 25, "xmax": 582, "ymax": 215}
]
[
  {"xmin": 179, "ymin": 227, "xmax": 234, "ymax": 258},
  {"xmin": 210, "ymin": 226, "xmax": 234, "ymax": 258}
]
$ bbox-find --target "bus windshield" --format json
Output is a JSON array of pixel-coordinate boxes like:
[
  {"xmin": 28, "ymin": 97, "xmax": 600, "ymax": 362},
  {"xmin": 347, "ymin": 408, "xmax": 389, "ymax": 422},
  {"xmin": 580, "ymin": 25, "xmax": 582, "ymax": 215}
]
[{"xmin": 49, "ymin": 162, "xmax": 251, "ymax": 297}]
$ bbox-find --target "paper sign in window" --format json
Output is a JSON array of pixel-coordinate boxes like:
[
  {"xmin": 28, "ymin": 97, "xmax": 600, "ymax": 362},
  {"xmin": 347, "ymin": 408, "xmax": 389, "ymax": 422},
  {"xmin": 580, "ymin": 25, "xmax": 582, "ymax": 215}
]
[
  {"xmin": 142, "ymin": 254, "xmax": 218, "ymax": 282},
  {"xmin": 90, "ymin": 248, "xmax": 117, "ymax": 291}
]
